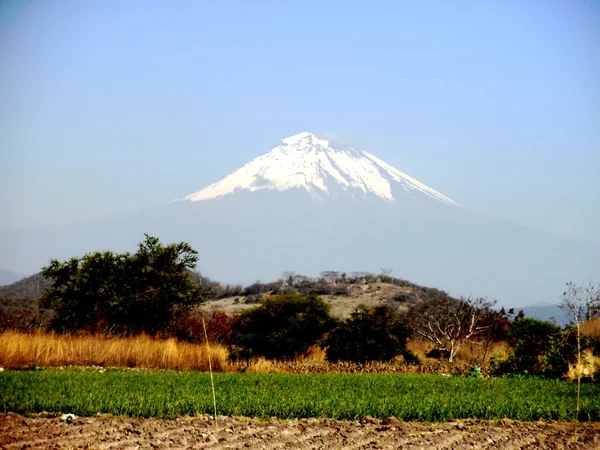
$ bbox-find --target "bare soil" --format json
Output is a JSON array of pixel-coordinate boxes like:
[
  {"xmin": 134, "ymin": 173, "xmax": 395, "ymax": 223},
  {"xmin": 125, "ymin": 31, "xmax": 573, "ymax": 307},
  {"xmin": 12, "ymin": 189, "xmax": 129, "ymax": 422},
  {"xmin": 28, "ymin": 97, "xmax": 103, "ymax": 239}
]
[{"xmin": 2, "ymin": 413, "xmax": 600, "ymax": 449}]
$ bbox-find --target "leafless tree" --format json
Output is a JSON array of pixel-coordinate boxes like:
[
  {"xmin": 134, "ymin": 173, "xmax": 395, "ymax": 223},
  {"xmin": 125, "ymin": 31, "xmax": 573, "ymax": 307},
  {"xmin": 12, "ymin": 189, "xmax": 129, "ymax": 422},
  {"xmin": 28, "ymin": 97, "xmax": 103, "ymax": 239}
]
[
  {"xmin": 280, "ymin": 271, "xmax": 296, "ymax": 286},
  {"xmin": 559, "ymin": 281, "xmax": 599, "ymax": 420},
  {"xmin": 560, "ymin": 281, "xmax": 600, "ymax": 324},
  {"xmin": 380, "ymin": 268, "xmax": 393, "ymax": 277},
  {"xmin": 350, "ymin": 271, "xmax": 371, "ymax": 279},
  {"xmin": 407, "ymin": 293, "xmax": 495, "ymax": 362},
  {"xmin": 291, "ymin": 274, "xmax": 310, "ymax": 286},
  {"xmin": 320, "ymin": 271, "xmax": 340, "ymax": 283}
]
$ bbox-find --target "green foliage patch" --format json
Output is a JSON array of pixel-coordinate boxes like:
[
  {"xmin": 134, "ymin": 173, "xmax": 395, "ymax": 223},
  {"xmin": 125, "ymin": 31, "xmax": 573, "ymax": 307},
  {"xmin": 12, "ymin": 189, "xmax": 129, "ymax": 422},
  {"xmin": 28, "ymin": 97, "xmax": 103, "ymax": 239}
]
[
  {"xmin": 1, "ymin": 370, "xmax": 599, "ymax": 421},
  {"xmin": 40, "ymin": 234, "xmax": 203, "ymax": 335},
  {"xmin": 326, "ymin": 304, "xmax": 408, "ymax": 363},
  {"xmin": 232, "ymin": 292, "xmax": 335, "ymax": 360}
]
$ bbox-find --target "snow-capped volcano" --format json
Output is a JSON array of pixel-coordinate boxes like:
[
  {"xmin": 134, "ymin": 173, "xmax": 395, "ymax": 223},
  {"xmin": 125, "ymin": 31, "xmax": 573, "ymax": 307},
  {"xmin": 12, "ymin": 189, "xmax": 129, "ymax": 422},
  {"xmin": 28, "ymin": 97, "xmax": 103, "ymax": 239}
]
[
  {"xmin": 2, "ymin": 131, "xmax": 597, "ymax": 310},
  {"xmin": 183, "ymin": 132, "xmax": 458, "ymax": 206}
]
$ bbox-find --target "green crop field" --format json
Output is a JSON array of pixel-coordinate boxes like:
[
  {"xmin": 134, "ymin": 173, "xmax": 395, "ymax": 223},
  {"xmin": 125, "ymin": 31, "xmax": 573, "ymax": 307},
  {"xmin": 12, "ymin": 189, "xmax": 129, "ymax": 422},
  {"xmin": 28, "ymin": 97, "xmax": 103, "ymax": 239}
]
[{"xmin": 1, "ymin": 370, "xmax": 599, "ymax": 421}]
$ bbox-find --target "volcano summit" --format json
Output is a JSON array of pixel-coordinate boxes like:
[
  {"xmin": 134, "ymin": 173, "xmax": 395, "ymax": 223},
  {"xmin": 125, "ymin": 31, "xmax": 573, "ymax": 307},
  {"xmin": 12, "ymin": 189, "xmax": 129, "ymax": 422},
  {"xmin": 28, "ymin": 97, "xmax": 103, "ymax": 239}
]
[
  {"xmin": 0, "ymin": 132, "xmax": 597, "ymax": 308},
  {"xmin": 183, "ymin": 132, "xmax": 457, "ymax": 206}
]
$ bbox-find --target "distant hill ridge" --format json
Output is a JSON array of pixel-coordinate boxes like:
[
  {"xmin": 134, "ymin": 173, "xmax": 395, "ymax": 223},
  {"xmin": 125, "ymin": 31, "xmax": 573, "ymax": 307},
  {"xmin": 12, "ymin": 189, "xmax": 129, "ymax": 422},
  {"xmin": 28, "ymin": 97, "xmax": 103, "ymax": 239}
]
[
  {"xmin": 0, "ymin": 273, "xmax": 51, "ymax": 299},
  {"xmin": 0, "ymin": 269, "xmax": 566, "ymax": 324},
  {"xmin": 0, "ymin": 269, "xmax": 24, "ymax": 287}
]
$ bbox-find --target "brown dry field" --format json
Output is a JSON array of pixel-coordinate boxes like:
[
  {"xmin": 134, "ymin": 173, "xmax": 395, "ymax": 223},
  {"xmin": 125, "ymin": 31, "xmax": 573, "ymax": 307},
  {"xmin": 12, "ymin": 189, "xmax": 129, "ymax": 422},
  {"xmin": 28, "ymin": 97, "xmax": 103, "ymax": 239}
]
[{"xmin": 2, "ymin": 413, "xmax": 600, "ymax": 450}]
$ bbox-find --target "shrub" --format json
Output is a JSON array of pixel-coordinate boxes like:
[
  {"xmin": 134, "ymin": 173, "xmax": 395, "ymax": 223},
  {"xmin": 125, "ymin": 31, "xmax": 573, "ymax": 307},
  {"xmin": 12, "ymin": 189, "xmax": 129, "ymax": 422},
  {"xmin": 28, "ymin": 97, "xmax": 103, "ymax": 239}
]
[
  {"xmin": 214, "ymin": 284, "xmax": 243, "ymax": 299},
  {"xmin": 426, "ymin": 348, "xmax": 450, "ymax": 360},
  {"xmin": 325, "ymin": 305, "xmax": 409, "ymax": 363},
  {"xmin": 231, "ymin": 293, "xmax": 335, "ymax": 361},
  {"xmin": 402, "ymin": 349, "xmax": 420, "ymax": 365},
  {"xmin": 392, "ymin": 292, "xmax": 414, "ymax": 303},
  {"xmin": 565, "ymin": 350, "xmax": 599, "ymax": 382},
  {"xmin": 244, "ymin": 294, "xmax": 262, "ymax": 304},
  {"xmin": 0, "ymin": 305, "xmax": 46, "ymax": 333},
  {"xmin": 175, "ymin": 311, "xmax": 239, "ymax": 345},
  {"xmin": 494, "ymin": 317, "xmax": 578, "ymax": 378},
  {"xmin": 242, "ymin": 282, "xmax": 271, "ymax": 296}
]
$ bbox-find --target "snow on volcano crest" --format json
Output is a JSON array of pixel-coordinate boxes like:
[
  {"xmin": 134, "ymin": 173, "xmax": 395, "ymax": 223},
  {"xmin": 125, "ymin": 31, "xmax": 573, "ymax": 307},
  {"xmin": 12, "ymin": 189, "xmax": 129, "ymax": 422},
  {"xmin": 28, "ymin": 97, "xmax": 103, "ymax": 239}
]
[{"xmin": 183, "ymin": 132, "xmax": 458, "ymax": 205}]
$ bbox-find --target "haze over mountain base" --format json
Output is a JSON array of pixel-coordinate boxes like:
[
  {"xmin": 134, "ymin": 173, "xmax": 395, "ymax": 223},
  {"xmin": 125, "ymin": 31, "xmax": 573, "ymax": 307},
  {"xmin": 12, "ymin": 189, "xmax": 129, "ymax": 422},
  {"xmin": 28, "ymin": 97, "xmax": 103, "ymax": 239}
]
[
  {"xmin": 1, "ymin": 188, "xmax": 597, "ymax": 309},
  {"xmin": 1, "ymin": 133, "xmax": 597, "ymax": 308}
]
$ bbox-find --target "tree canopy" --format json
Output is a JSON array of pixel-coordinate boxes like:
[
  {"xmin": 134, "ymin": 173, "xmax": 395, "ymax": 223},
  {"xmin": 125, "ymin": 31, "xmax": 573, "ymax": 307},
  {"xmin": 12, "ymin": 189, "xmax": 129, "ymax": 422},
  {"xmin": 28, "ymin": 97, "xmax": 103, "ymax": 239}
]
[
  {"xmin": 325, "ymin": 304, "xmax": 409, "ymax": 363},
  {"xmin": 40, "ymin": 234, "xmax": 204, "ymax": 335},
  {"xmin": 231, "ymin": 292, "xmax": 334, "ymax": 360}
]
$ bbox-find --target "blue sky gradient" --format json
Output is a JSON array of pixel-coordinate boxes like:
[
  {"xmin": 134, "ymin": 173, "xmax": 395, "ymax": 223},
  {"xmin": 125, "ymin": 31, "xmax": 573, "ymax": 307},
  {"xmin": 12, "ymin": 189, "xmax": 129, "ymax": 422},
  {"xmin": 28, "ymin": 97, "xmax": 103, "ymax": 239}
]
[{"xmin": 1, "ymin": 0, "xmax": 599, "ymax": 242}]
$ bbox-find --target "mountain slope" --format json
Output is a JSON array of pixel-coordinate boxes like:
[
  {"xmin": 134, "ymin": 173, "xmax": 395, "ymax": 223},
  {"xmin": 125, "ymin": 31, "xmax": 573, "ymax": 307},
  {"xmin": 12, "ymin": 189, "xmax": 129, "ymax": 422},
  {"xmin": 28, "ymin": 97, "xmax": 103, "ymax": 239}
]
[
  {"xmin": 0, "ymin": 273, "xmax": 51, "ymax": 299},
  {"xmin": 183, "ymin": 132, "xmax": 458, "ymax": 206},
  {"xmin": 520, "ymin": 303, "xmax": 571, "ymax": 326},
  {"xmin": 0, "ymin": 132, "xmax": 597, "ymax": 309},
  {"xmin": 0, "ymin": 269, "xmax": 24, "ymax": 287}
]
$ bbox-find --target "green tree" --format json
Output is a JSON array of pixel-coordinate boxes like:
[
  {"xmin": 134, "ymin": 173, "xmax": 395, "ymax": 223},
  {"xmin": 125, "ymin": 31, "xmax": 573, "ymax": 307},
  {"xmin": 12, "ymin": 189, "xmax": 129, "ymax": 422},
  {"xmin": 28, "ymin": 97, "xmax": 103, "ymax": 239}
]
[
  {"xmin": 123, "ymin": 235, "xmax": 203, "ymax": 334},
  {"xmin": 40, "ymin": 234, "xmax": 203, "ymax": 335},
  {"xmin": 40, "ymin": 251, "xmax": 130, "ymax": 333},
  {"xmin": 325, "ymin": 304, "xmax": 409, "ymax": 363},
  {"xmin": 495, "ymin": 317, "xmax": 575, "ymax": 377},
  {"xmin": 231, "ymin": 292, "xmax": 334, "ymax": 360}
]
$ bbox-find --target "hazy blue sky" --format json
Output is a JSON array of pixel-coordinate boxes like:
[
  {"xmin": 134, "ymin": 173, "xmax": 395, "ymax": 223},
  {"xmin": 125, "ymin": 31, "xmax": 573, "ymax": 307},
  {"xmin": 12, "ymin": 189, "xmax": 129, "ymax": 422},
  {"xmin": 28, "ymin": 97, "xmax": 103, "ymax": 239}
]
[{"xmin": 1, "ymin": 0, "xmax": 599, "ymax": 242}]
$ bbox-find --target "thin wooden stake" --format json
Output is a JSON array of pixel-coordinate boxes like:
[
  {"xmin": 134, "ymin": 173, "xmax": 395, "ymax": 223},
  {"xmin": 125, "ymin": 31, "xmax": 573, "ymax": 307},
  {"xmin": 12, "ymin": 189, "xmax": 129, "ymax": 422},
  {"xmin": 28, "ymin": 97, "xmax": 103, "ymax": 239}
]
[
  {"xmin": 201, "ymin": 316, "xmax": 218, "ymax": 429},
  {"xmin": 575, "ymin": 321, "xmax": 581, "ymax": 437}
]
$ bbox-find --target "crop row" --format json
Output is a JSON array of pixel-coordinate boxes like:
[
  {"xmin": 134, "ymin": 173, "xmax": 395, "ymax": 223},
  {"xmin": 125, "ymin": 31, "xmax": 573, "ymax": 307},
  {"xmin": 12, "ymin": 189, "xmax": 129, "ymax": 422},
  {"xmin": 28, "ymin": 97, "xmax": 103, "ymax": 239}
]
[{"xmin": 1, "ymin": 370, "xmax": 599, "ymax": 421}]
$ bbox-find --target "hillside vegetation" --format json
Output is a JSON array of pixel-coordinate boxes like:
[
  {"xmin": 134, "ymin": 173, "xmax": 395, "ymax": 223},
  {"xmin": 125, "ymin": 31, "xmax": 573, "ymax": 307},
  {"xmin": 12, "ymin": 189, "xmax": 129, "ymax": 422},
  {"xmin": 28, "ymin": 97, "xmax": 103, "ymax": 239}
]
[
  {"xmin": 0, "ymin": 273, "xmax": 50, "ymax": 300},
  {"xmin": 191, "ymin": 270, "xmax": 441, "ymax": 318},
  {"xmin": 0, "ymin": 269, "xmax": 442, "ymax": 327},
  {"xmin": 0, "ymin": 269, "xmax": 23, "ymax": 286},
  {"xmin": 2, "ymin": 235, "xmax": 599, "ymax": 381}
]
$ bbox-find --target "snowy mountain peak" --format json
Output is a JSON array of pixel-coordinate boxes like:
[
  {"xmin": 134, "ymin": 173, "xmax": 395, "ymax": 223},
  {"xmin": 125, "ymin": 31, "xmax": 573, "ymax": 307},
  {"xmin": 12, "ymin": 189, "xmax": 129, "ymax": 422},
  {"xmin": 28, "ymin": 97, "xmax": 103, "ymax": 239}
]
[
  {"xmin": 183, "ymin": 133, "xmax": 458, "ymax": 206},
  {"xmin": 281, "ymin": 131, "xmax": 314, "ymax": 144},
  {"xmin": 280, "ymin": 131, "xmax": 333, "ymax": 149}
]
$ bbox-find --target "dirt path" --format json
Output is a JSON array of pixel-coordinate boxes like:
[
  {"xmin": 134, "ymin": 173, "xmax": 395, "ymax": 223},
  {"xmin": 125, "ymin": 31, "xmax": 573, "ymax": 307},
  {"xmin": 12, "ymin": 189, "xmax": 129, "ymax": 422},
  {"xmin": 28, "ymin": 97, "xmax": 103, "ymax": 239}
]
[{"xmin": 1, "ymin": 413, "xmax": 600, "ymax": 449}]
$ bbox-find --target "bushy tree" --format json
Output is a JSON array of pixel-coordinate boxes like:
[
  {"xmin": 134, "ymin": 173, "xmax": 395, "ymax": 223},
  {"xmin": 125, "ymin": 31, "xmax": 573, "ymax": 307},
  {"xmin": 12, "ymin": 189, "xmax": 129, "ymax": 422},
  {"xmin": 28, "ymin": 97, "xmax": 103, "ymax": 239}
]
[
  {"xmin": 495, "ymin": 317, "xmax": 571, "ymax": 377},
  {"xmin": 231, "ymin": 292, "xmax": 334, "ymax": 360},
  {"xmin": 474, "ymin": 307, "xmax": 523, "ymax": 365},
  {"xmin": 123, "ymin": 235, "xmax": 203, "ymax": 333},
  {"xmin": 40, "ymin": 251, "xmax": 130, "ymax": 333},
  {"xmin": 40, "ymin": 234, "xmax": 204, "ymax": 335},
  {"xmin": 325, "ymin": 304, "xmax": 409, "ymax": 363}
]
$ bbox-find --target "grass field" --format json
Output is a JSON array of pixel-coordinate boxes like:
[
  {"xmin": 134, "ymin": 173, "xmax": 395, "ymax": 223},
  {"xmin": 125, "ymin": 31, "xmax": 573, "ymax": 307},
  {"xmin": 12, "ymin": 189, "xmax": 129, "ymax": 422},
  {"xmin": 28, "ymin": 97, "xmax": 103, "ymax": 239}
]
[
  {"xmin": 0, "ymin": 332, "xmax": 506, "ymax": 375},
  {"xmin": 0, "ymin": 331, "xmax": 230, "ymax": 371},
  {"xmin": 1, "ymin": 369, "xmax": 599, "ymax": 422}
]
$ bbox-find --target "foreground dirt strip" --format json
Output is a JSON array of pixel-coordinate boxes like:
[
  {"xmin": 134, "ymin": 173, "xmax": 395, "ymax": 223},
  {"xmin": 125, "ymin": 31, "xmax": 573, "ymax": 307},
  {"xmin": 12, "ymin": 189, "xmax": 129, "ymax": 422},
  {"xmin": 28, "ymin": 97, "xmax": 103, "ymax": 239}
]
[{"xmin": 1, "ymin": 413, "xmax": 600, "ymax": 450}]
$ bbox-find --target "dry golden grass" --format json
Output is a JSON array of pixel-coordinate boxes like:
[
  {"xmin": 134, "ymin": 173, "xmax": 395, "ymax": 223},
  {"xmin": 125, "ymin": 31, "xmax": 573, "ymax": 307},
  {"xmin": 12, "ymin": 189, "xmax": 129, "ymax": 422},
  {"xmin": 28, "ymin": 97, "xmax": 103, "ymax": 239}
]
[
  {"xmin": 565, "ymin": 349, "xmax": 599, "ymax": 381},
  {"xmin": 0, "ymin": 331, "xmax": 231, "ymax": 371},
  {"xmin": 240, "ymin": 347, "xmax": 326, "ymax": 373},
  {"xmin": 302, "ymin": 345, "xmax": 327, "ymax": 363},
  {"xmin": 406, "ymin": 339, "xmax": 509, "ymax": 371},
  {"xmin": 406, "ymin": 340, "xmax": 435, "ymax": 358},
  {"xmin": 458, "ymin": 341, "xmax": 510, "ymax": 364},
  {"xmin": 0, "ymin": 331, "xmax": 514, "ymax": 375},
  {"xmin": 245, "ymin": 357, "xmax": 283, "ymax": 373},
  {"xmin": 581, "ymin": 318, "xmax": 600, "ymax": 339}
]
